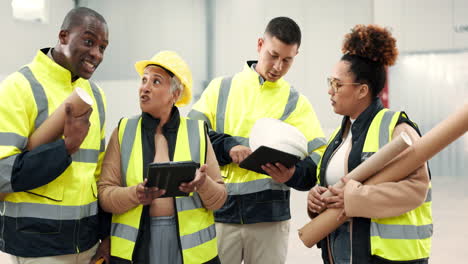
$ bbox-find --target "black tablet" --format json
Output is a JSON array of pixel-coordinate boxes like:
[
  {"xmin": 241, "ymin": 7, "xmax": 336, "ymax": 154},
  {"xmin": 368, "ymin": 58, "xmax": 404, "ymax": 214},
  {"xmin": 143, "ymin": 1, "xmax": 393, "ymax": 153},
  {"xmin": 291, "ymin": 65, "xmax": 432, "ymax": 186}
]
[
  {"xmin": 239, "ymin": 145, "xmax": 300, "ymax": 175},
  {"xmin": 146, "ymin": 161, "xmax": 200, "ymax": 197}
]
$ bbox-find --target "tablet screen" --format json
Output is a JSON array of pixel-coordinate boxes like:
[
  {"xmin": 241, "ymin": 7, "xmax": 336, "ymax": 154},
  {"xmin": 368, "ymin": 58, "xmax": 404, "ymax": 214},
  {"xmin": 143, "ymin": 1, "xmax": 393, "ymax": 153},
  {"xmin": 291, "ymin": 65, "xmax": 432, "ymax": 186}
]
[{"xmin": 146, "ymin": 161, "xmax": 200, "ymax": 197}]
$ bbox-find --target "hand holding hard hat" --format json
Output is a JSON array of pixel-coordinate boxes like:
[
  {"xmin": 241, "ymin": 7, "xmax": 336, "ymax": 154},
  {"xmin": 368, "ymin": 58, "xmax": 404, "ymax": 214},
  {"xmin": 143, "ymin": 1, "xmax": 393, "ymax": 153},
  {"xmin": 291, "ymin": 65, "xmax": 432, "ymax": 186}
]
[{"xmin": 239, "ymin": 118, "xmax": 308, "ymax": 175}]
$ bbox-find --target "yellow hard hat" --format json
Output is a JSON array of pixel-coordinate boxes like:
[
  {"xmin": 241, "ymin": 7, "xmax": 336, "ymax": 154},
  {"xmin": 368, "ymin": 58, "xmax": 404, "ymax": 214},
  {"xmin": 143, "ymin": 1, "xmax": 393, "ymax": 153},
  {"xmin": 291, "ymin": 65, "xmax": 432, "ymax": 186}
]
[{"xmin": 135, "ymin": 51, "xmax": 193, "ymax": 107}]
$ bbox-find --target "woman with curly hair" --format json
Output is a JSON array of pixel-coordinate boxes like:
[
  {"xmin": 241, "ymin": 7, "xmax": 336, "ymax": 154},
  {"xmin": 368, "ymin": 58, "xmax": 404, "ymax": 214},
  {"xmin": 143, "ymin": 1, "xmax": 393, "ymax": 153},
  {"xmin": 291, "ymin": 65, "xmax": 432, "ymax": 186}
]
[{"xmin": 307, "ymin": 25, "xmax": 432, "ymax": 264}]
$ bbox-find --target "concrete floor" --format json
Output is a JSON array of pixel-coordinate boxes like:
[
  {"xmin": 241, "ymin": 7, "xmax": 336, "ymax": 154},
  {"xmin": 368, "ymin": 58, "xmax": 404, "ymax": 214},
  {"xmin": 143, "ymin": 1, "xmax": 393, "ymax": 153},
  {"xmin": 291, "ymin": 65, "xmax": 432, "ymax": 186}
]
[{"xmin": 1, "ymin": 176, "xmax": 466, "ymax": 263}]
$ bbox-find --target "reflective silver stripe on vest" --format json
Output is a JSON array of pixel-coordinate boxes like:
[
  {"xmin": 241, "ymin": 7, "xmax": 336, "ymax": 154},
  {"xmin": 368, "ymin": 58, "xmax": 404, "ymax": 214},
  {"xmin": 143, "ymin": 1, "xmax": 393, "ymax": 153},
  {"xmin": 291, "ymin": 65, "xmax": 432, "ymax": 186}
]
[
  {"xmin": 2, "ymin": 200, "xmax": 98, "ymax": 220},
  {"xmin": 72, "ymin": 148, "xmax": 99, "ymax": 163},
  {"xmin": 425, "ymin": 188, "xmax": 432, "ymax": 202},
  {"xmin": 226, "ymin": 178, "xmax": 289, "ymax": 196},
  {"xmin": 279, "ymin": 87, "xmax": 299, "ymax": 121},
  {"xmin": 233, "ymin": 136, "xmax": 249, "ymax": 147},
  {"xmin": 111, "ymin": 222, "xmax": 138, "ymax": 242},
  {"xmin": 90, "ymin": 82, "xmax": 105, "ymax": 130},
  {"xmin": 308, "ymin": 138, "xmax": 326, "ymax": 164},
  {"xmin": 0, "ymin": 155, "xmax": 16, "ymax": 192},
  {"xmin": 379, "ymin": 110, "xmax": 395, "ymax": 148},
  {"xmin": 180, "ymin": 223, "xmax": 216, "ymax": 250},
  {"xmin": 309, "ymin": 152, "xmax": 321, "ymax": 165},
  {"xmin": 370, "ymin": 222, "xmax": 433, "ymax": 240},
  {"xmin": 188, "ymin": 109, "xmax": 212, "ymax": 130},
  {"xmin": 215, "ymin": 77, "xmax": 232, "ymax": 133},
  {"xmin": 19, "ymin": 67, "xmax": 48, "ymax": 130},
  {"xmin": 0, "ymin": 132, "xmax": 27, "ymax": 150},
  {"xmin": 100, "ymin": 138, "xmax": 106, "ymax": 152},
  {"xmin": 361, "ymin": 111, "xmax": 397, "ymax": 162},
  {"xmin": 308, "ymin": 137, "xmax": 327, "ymax": 153},
  {"xmin": 187, "ymin": 120, "xmax": 201, "ymax": 164},
  {"xmin": 120, "ymin": 117, "xmax": 140, "ymax": 187},
  {"xmin": 176, "ymin": 192, "xmax": 204, "ymax": 212},
  {"xmin": 361, "ymin": 152, "xmax": 373, "ymax": 162}
]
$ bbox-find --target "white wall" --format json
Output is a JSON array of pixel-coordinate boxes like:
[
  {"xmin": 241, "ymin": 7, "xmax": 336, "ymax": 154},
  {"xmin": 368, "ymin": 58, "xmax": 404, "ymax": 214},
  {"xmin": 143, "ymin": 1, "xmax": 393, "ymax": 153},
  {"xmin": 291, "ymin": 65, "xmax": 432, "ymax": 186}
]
[
  {"xmin": 78, "ymin": 0, "xmax": 375, "ymax": 136},
  {"xmin": 86, "ymin": 0, "xmax": 208, "ymax": 86},
  {"xmin": 212, "ymin": 0, "xmax": 374, "ymax": 134},
  {"xmin": 374, "ymin": 0, "xmax": 468, "ymax": 52},
  {"xmin": 0, "ymin": 0, "xmax": 74, "ymax": 75},
  {"xmin": 389, "ymin": 51, "xmax": 468, "ymax": 177},
  {"xmin": 1, "ymin": 1, "xmax": 467, "ymax": 263}
]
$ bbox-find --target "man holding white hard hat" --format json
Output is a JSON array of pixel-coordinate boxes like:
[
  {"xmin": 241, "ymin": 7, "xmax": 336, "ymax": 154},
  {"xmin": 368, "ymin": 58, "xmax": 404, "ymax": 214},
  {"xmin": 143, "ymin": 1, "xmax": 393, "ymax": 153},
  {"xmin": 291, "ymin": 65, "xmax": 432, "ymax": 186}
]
[{"xmin": 189, "ymin": 16, "xmax": 326, "ymax": 264}]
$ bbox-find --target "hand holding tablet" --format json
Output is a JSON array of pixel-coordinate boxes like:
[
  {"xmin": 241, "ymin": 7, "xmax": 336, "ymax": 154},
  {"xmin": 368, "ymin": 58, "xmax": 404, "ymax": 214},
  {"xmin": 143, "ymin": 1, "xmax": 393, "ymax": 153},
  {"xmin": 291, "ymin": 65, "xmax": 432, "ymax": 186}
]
[{"xmin": 145, "ymin": 161, "xmax": 200, "ymax": 197}]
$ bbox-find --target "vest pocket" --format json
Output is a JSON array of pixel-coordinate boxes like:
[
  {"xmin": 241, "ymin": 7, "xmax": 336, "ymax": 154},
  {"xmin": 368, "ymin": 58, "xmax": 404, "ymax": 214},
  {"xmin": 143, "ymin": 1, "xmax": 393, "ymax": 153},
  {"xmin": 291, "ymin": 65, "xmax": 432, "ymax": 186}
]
[
  {"xmin": 26, "ymin": 175, "xmax": 65, "ymax": 202},
  {"xmin": 16, "ymin": 216, "xmax": 62, "ymax": 234},
  {"xmin": 91, "ymin": 181, "xmax": 98, "ymax": 198},
  {"xmin": 16, "ymin": 178, "xmax": 65, "ymax": 234}
]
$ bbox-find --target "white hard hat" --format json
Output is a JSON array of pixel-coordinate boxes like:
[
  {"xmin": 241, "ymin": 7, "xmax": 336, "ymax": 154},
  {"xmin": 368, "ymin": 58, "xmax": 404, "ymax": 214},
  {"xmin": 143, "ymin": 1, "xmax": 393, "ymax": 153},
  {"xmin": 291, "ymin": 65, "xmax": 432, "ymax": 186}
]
[{"xmin": 249, "ymin": 118, "xmax": 308, "ymax": 159}]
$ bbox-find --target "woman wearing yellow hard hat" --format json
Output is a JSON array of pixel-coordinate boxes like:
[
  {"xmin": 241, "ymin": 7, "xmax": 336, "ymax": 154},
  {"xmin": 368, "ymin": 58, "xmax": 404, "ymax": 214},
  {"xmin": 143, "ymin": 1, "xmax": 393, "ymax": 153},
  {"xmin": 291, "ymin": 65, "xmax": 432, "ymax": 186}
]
[{"xmin": 98, "ymin": 50, "xmax": 226, "ymax": 264}]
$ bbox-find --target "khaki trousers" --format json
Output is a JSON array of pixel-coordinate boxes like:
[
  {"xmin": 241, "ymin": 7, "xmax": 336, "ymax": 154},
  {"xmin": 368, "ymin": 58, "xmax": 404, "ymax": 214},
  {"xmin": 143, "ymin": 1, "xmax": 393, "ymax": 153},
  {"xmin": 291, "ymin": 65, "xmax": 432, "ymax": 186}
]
[
  {"xmin": 11, "ymin": 242, "xmax": 99, "ymax": 264},
  {"xmin": 216, "ymin": 220, "xmax": 289, "ymax": 264}
]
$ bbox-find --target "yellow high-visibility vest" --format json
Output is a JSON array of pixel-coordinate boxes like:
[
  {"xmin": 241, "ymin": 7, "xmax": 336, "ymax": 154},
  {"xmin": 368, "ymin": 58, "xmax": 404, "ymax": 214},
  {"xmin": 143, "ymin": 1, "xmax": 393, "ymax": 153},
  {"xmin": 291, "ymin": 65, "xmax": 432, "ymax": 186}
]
[
  {"xmin": 0, "ymin": 49, "xmax": 106, "ymax": 256},
  {"xmin": 111, "ymin": 116, "xmax": 218, "ymax": 264},
  {"xmin": 189, "ymin": 64, "xmax": 326, "ymax": 196},
  {"xmin": 317, "ymin": 109, "xmax": 432, "ymax": 261}
]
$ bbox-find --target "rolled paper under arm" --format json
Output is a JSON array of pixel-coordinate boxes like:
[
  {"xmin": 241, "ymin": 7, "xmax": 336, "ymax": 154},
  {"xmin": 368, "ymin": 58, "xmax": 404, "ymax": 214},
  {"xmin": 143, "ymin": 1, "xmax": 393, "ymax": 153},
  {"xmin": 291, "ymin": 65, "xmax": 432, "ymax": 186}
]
[
  {"xmin": 299, "ymin": 102, "xmax": 468, "ymax": 248},
  {"xmin": 300, "ymin": 133, "xmax": 413, "ymax": 246},
  {"xmin": 319, "ymin": 132, "xmax": 412, "ymax": 200},
  {"xmin": 26, "ymin": 87, "xmax": 93, "ymax": 150}
]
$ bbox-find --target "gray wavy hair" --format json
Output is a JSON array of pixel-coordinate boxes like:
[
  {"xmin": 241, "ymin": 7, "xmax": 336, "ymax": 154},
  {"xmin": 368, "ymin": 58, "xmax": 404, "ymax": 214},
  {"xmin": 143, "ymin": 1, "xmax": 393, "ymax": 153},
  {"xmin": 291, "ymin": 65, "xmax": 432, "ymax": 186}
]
[{"xmin": 170, "ymin": 75, "xmax": 183, "ymax": 95}]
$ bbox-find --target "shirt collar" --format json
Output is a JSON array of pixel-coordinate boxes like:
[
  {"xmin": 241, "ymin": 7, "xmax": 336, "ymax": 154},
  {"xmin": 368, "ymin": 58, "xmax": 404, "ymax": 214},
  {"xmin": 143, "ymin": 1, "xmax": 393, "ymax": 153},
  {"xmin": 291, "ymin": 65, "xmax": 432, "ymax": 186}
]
[
  {"xmin": 244, "ymin": 60, "xmax": 287, "ymax": 88},
  {"xmin": 34, "ymin": 48, "xmax": 76, "ymax": 84},
  {"xmin": 248, "ymin": 61, "xmax": 265, "ymax": 85},
  {"xmin": 345, "ymin": 98, "xmax": 384, "ymax": 141},
  {"xmin": 142, "ymin": 106, "xmax": 180, "ymax": 133}
]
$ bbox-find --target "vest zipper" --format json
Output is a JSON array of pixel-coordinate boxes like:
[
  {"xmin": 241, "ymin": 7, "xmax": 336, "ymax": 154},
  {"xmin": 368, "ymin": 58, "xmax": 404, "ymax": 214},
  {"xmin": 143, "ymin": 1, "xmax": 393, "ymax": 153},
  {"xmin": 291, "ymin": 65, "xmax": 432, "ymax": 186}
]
[
  {"xmin": 0, "ymin": 202, "xmax": 5, "ymax": 251},
  {"xmin": 173, "ymin": 198, "xmax": 184, "ymax": 264},
  {"xmin": 349, "ymin": 219, "xmax": 353, "ymax": 264},
  {"xmin": 75, "ymin": 162, "xmax": 88, "ymax": 254},
  {"xmin": 237, "ymin": 196, "xmax": 244, "ymax": 224},
  {"xmin": 326, "ymin": 236, "xmax": 334, "ymax": 264}
]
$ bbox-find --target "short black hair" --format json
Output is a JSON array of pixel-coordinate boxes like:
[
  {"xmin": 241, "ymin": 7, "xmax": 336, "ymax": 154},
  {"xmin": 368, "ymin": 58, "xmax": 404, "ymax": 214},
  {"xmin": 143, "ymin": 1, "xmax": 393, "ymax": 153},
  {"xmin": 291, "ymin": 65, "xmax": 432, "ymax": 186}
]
[
  {"xmin": 61, "ymin": 7, "xmax": 107, "ymax": 31},
  {"xmin": 265, "ymin": 17, "xmax": 301, "ymax": 47}
]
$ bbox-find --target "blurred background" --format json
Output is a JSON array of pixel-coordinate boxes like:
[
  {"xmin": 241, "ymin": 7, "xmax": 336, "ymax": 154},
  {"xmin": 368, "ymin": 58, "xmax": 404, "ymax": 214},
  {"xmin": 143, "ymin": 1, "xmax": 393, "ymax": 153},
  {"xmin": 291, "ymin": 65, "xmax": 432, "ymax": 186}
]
[{"xmin": 0, "ymin": 0, "xmax": 467, "ymax": 263}]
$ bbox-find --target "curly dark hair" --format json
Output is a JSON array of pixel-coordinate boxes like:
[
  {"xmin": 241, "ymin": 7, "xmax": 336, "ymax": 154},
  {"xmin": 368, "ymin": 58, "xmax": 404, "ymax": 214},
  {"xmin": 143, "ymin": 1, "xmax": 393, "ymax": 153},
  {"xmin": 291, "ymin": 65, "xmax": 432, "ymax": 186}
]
[{"xmin": 340, "ymin": 24, "xmax": 398, "ymax": 97}]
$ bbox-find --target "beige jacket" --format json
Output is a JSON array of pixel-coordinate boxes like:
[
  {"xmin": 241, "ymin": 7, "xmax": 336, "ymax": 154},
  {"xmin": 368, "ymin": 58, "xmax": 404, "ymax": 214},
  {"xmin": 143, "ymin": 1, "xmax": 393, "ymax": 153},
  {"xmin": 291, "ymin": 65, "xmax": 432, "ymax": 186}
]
[
  {"xmin": 344, "ymin": 122, "xmax": 430, "ymax": 219},
  {"xmin": 98, "ymin": 128, "xmax": 227, "ymax": 214}
]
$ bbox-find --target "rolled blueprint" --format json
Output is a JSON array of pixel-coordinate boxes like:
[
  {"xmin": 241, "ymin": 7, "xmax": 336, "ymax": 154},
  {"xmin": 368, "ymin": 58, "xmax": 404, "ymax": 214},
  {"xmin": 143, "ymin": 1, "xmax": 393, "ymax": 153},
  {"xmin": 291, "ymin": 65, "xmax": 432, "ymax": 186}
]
[
  {"xmin": 299, "ymin": 102, "xmax": 468, "ymax": 248},
  {"xmin": 320, "ymin": 132, "xmax": 412, "ymax": 200},
  {"xmin": 26, "ymin": 87, "xmax": 93, "ymax": 150}
]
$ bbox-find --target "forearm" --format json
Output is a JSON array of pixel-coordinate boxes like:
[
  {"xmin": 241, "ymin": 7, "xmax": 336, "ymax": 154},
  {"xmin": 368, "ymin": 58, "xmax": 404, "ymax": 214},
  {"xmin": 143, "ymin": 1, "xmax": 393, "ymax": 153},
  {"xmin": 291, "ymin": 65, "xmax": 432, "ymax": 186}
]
[
  {"xmin": 98, "ymin": 128, "xmax": 140, "ymax": 214},
  {"xmin": 285, "ymin": 157, "xmax": 317, "ymax": 191},
  {"xmin": 8, "ymin": 139, "xmax": 71, "ymax": 192},
  {"xmin": 208, "ymin": 130, "xmax": 237, "ymax": 166},
  {"xmin": 344, "ymin": 164, "xmax": 430, "ymax": 218},
  {"xmin": 197, "ymin": 134, "xmax": 227, "ymax": 210},
  {"xmin": 97, "ymin": 203, "xmax": 112, "ymax": 239},
  {"xmin": 98, "ymin": 184, "xmax": 139, "ymax": 214},
  {"xmin": 197, "ymin": 176, "xmax": 227, "ymax": 211}
]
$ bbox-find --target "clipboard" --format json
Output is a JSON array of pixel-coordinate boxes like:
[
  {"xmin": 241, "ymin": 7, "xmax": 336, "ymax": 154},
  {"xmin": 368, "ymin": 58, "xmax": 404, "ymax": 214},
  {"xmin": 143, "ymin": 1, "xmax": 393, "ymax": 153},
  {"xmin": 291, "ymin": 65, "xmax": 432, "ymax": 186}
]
[
  {"xmin": 146, "ymin": 161, "xmax": 200, "ymax": 197},
  {"xmin": 239, "ymin": 145, "xmax": 301, "ymax": 175}
]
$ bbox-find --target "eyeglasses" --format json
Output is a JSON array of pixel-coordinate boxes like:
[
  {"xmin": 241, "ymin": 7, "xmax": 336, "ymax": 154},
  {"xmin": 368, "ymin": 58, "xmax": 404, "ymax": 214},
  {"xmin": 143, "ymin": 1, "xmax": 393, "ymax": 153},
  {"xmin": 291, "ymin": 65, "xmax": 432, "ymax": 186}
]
[{"xmin": 327, "ymin": 77, "xmax": 362, "ymax": 93}]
